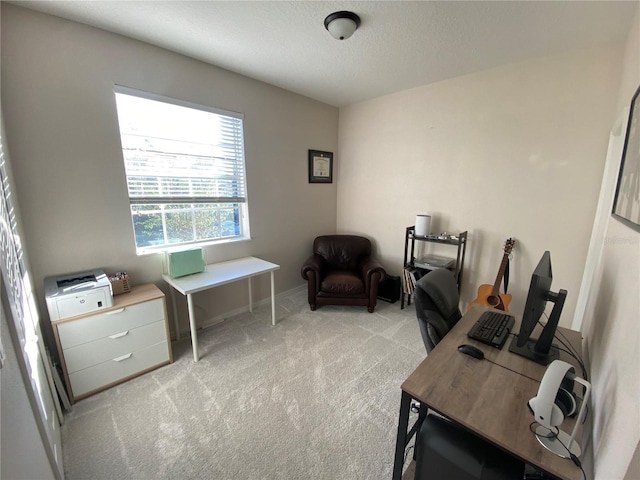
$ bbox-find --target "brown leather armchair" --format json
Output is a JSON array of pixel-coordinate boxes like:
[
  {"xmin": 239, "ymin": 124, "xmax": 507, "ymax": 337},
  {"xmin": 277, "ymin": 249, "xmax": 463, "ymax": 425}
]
[{"xmin": 301, "ymin": 235, "xmax": 386, "ymax": 313}]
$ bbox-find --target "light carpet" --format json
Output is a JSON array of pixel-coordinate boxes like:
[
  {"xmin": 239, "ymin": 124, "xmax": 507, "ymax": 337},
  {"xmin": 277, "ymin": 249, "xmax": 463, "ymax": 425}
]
[{"xmin": 61, "ymin": 288, "xmax": 425, "ymax": 479}]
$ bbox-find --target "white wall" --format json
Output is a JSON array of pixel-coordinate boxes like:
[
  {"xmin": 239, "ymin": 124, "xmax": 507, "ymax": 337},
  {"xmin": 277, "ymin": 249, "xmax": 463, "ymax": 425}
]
[
  {"xmin": 580, "ymin": 7, "xmax": 640, "ymax": 478},
  {"xmin": 0, "ymin": 4, "xmax": 338, "ymax": 339},
  {"xmin": 337, "ymin": 44, "xmax": 624, "ymax": 325}
]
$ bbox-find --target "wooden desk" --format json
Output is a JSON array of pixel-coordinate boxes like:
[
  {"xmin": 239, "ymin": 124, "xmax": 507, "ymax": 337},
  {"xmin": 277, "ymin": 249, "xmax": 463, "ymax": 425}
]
[
  {"xmin": 393, "ymin": 305, "xmax": 584, "ymax": 480},
  {"xmin": 163, "ymin": 256, "xmax": 280, "ymax": 362}
]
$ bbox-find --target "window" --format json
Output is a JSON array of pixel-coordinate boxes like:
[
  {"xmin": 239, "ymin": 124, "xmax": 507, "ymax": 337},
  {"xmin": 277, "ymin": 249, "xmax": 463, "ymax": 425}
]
[
  {"xmin": 1, "ymin": 118, "xmax": 64, "ymax": 477},
  {"xmin": 114, "ymin": 86, "xmax": 249, "ymax": 254}
]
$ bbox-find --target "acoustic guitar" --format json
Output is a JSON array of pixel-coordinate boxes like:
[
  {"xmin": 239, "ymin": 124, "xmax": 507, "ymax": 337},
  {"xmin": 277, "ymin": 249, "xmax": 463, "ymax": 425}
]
[{"xmin": 467, "ymin": 238, "xmax": 515, "ymax": 312}]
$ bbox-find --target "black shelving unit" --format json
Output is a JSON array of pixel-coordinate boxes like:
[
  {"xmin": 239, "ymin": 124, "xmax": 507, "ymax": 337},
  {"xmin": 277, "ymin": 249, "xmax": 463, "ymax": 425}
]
[{"xmin": 401, "ymin": 227, "xmax": 467, "ymax": 309}]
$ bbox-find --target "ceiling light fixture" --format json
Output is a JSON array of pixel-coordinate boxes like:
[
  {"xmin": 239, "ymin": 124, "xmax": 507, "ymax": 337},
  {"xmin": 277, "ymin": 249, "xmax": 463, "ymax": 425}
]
[{"xmin": 324, "ymin": 11, "xmax": 361, "ymax": 41}]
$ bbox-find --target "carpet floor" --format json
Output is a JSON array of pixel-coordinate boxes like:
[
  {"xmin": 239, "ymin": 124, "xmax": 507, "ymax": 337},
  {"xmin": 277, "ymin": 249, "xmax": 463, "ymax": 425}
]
[{"xmin": 61, "ymin": 288, "xmax": 425, "ymax": 479}]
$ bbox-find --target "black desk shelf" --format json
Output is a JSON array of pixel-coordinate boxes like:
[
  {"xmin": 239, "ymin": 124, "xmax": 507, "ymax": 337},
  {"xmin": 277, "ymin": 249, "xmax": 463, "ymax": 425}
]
[{"xmin": 401, "ymin": 227, "xmax": 467, "ymax": 309}]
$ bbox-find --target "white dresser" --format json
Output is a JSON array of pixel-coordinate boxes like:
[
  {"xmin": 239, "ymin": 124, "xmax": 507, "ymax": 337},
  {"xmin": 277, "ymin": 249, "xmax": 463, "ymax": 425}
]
[{"xmin": 52, "ymin": 283, "xmax": 173, "ymax": 403}]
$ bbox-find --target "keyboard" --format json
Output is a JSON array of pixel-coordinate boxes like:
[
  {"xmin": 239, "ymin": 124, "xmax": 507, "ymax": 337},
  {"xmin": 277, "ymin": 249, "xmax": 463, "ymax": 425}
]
[{"xmin": 467, "ymin": 311, "xmax": 515, "ymax": 349}]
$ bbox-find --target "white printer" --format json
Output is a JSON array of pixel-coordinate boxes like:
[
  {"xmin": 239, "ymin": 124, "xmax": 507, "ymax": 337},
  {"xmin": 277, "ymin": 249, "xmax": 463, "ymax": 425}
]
[{"xmin": 44, "ymin": 269, "xmax": 114, "ymax": 321}]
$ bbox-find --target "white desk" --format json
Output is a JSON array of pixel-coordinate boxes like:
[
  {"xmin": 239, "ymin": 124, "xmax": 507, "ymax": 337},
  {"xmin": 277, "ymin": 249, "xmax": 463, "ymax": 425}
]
[{"xmin": 162, "ymin": 256, "xmax": 280, "ymax": 362}]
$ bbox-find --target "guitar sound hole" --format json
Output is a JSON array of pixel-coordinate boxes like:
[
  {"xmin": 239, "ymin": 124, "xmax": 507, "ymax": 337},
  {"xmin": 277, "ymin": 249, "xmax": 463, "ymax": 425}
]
[{"xmin": 487, "ymin": 295, "xmax": 501, "ymax": 307}]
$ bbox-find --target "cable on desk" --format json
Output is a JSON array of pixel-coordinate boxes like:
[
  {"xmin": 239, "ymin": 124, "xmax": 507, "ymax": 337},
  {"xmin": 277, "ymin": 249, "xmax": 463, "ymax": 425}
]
[
  {"xmin": 528, "ymin": 422, "xmax": 586, "ymax": 480},
  {"xmin": 538, "ymin": 315, "xmax": 588, "ymax": 381},
  {"xmin": 484, "ymin": 357, "xmax": 540, "ymax": 383},
  {"xmin": 493, "ymin": 331, "xmax": 588, "ymax": 421},
  {"xmin": 555, "ymin": 338, "xmax": 587, "ymax": 381},
  {"xmin": 554, "ymin": 326, "xmax": 583, "ymax": 361},
  {"xmin": 506, "ymin": 329, "xmax": 583, "ymax": 377}
]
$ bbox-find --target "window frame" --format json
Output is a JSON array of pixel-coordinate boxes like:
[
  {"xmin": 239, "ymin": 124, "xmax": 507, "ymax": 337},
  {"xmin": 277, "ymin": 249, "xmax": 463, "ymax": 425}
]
[{"xmin": 113, "ymin": 85, "xmax": 250, "ymax": 255}]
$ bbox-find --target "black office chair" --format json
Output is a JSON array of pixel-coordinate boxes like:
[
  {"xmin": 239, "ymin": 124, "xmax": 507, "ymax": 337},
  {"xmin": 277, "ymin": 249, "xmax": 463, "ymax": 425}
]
[
  {"xmin": 413, "ymin": 268, "xmax": 462, "ymax": 353},
  {"xmin": 412, "ymin": 269, "xmax": 525, "ymax": 480},
  {"xmin": 415, "ymin": 415, "xmax": 525, "ymax": 480}
]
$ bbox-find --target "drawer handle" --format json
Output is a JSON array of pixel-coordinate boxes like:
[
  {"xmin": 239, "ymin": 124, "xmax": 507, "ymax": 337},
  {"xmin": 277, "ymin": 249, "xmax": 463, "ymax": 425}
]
[
  {"xmin": 106, "ymin": 307, "xmax": 126, "ymax": 315},
  {"xmin": 109, "ymin": 331, "xmax": 129, "ymax": 339},
  {"xmin": 113, "ymin": 353, "xmax": 132, "ymax": 362}
]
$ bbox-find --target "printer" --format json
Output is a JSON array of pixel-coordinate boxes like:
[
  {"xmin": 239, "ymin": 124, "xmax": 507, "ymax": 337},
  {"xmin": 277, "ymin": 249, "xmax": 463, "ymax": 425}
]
[{"xmin": 44, "ymin": 269, "xmax": 114, "ymax": 321}]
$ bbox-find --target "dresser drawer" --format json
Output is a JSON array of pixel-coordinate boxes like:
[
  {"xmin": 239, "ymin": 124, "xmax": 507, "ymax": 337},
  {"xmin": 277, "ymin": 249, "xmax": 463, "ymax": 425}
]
[
  {"xmin": 63, "ymin": 320, "xmax": 167, "ymax": 374},
  {"xmin": 57, "ymin": 298, "xmax": 164, "ymax": 349},
  {"xmin": 69, "ymin": 341, "xmax": 170, "ymax": 398}
]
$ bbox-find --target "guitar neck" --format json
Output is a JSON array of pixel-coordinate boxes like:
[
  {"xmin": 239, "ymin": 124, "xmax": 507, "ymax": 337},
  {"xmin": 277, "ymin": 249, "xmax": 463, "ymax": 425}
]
[{"xmin": 491, "ymin": 254, "xmax": 509, "ymax": 296}]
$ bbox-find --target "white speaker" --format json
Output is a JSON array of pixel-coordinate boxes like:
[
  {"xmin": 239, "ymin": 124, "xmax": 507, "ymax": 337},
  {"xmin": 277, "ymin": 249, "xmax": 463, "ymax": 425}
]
[
  {"xmin": 414, "ymin": 215, "xmax": 431, "ymax": 237},
  {"xmin": 528, "ymin": 360, "xmax": 591, "ymax": 458}
]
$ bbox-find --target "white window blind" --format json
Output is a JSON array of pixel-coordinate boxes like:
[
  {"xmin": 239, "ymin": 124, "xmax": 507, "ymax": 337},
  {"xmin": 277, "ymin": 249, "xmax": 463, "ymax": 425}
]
[
  {"xmin": 1, "ymin": 120, "xmax": 64, "ymax": 478},
  {"xmin": 114, "ymin": 86, "xmax": 249, "ymax": 252}
]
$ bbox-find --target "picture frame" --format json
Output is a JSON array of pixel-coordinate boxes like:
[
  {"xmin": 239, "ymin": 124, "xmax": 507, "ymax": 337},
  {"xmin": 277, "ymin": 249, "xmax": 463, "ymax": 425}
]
[
  {"xmin": 308, "ymin": 149, "xmax": 333, "ymax": 183},
  {"xmin": 612, "ymin": 85, "xmax": 640, "ymax": 232}
]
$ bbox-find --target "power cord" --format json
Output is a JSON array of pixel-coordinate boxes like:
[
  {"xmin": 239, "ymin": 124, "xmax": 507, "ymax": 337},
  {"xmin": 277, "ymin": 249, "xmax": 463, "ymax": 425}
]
[
  {"xmin": 538, "ymin": 315, "xmax": 588, "ymax": 381},
  {"xmin": 509, "ymin": 323, "xmax": 587, "ymax": 380},
  {"xmin": 554, "ymin": 327, "xmax": 584, "ymax": 366},
  {"xmin": 528, "ymin": 422, "xmax": 586, "ymax": 480},
  {"xmin": 482, "ymin": 332, "xmax": 544, "ymax": 382},
  {"xmin": 485, "ymin": 357, "xmax": 541, "ymax": 383},
  {"xmin": 487, "ymin": 331, "xmax": 590, "ymax": 433},
  {"xmin": 403, "ymin": 444, "xmax": 415, "ymax": 466}
]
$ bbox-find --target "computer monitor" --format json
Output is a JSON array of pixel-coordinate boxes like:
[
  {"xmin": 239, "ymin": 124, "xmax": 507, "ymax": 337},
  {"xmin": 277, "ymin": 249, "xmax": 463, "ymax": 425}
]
[{"xmin": 508, "ymin": 251, "xmax": 567, "ymax": 366}]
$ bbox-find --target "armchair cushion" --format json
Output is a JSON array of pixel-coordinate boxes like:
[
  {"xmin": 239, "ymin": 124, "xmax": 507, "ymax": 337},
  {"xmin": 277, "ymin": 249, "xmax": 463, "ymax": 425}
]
[{"xmin": 321, "ymin": 271, "xmax": 364, "ymax": 295}]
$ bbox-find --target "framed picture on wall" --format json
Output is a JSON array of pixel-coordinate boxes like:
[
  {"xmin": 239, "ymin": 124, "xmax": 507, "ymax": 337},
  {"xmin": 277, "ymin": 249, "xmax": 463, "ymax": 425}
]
[
  {"xmin": 612, "ymin": 85, "xmax": 640, "ymax": 232},
  {"xmin": 308, "ymin": 150, "xmax": 333, "ymax": 183}
]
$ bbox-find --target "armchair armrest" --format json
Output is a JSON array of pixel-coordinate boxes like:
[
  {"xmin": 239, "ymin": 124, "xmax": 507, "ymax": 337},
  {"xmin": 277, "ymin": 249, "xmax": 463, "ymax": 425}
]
[
  {"xmin": 301, "ymin": 253, "xmax": 325, "ymax": 280},
  {"xmin": 360, "ymin": 257, "xmax": 386, "ymax": 291},
  {"xmin": 301, "ymin": 254, "xmax": 325, "ymax": 308}
]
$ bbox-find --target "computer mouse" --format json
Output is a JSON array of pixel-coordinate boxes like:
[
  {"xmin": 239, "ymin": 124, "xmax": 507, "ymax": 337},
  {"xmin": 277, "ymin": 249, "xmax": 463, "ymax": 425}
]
[{"xmin": 457, "ymin": 344, "xmax": 485, "ymax": 359}]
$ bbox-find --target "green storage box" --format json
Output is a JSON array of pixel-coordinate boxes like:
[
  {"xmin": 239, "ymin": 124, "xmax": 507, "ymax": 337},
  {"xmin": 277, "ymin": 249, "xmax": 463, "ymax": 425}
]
[{"xmin": 167, "ymin": 249, "xmax": 205, "ymax": 278}]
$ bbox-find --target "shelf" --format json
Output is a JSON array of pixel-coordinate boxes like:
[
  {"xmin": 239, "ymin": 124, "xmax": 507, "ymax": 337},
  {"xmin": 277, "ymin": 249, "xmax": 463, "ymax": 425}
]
[
  {"xmin": 410, "ymin": 234, "xmax": 462, "ymax": 245},
  {"xmin": 401, "ymin": 227, "xmax": 468, "ymax": 309}
]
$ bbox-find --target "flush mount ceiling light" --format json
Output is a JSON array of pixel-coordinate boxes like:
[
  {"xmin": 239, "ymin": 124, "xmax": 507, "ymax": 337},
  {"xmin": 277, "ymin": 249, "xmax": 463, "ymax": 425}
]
[{"xmin": 324, "ymin": 11, "xmax": 361, "ymax": 40}]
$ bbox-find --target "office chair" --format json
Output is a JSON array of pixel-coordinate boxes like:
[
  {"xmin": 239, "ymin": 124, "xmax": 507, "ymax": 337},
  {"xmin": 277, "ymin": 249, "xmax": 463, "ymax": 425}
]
[
  {"xmin": 412, "ymin": 269, "xmax": 525, "ymax": 480},
  {"xmin": 413, "ymin": 268, "xmax": 462, "ymax": 353}
]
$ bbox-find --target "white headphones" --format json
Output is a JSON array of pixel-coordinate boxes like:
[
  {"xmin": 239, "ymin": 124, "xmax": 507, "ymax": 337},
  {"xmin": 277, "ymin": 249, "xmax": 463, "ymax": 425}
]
[
  {"xmin": 528, "ymin": 360, "xmax": 577, "ymax": 428},
  {"xmin": 528, "ymin": 359, "xmax": 591, "ymax": 458}
]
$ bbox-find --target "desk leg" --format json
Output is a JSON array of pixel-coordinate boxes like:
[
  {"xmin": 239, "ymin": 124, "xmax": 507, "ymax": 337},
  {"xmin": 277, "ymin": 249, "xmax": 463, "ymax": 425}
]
[
  {"xmin": 187, "ymin": 293, "xmax": 199, "ymax": 362},
  {"xmin": 393, "ymin": 391, "xmax": 412, "ymax": 480},
  {"xmin": 248, "ymin": 277, "xmax": 253, "ymax": 313},
  {"xmin": 169, "ymin": 287, "xmax": 180, "ymax": 342},
  {"xmin": 270, "ymin": 271, "xmax": 276, "ymax": 326}
]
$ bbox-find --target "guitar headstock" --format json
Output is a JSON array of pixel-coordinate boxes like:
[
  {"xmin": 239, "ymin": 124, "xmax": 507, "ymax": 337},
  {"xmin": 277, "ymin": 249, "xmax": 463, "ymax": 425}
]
[{"xmin": 504, "ymin": 238, "xmax": 515, "ymax": 255}]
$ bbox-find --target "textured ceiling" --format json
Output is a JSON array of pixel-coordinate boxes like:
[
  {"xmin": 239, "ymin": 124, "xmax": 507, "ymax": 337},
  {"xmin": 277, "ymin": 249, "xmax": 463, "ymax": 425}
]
[{"xmin": 10, "ymin": 1, "xmax": 639, "ymax": 107}]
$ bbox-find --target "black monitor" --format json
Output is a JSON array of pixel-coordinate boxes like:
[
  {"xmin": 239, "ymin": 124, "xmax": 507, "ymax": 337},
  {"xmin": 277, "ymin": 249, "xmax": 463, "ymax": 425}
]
[{"xmin": 508, "ymin": 251, "xmax": 567, "ymax": 366}]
